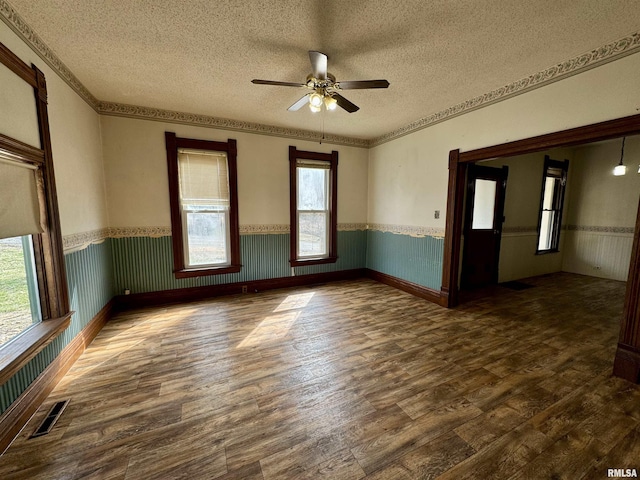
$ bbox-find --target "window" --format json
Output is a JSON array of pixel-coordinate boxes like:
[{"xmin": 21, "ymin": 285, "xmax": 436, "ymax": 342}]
[
  {"xmin": 0, "ymin": 235, "xmax": 41, "ymax": 347},
  {"xmin": 289, "ymin": 146, "xmax": 338, "ymax": 266},
  {"xmin": 165, "ymin": 132, "xmax": 240, "ymax": 277},
  {"xmin": 0, "ymin": 41, "xmax": 71, "ymax": 382},
  {"xmin": 536, "ymin": 155, "xmax": 569, "ymax": 253}
]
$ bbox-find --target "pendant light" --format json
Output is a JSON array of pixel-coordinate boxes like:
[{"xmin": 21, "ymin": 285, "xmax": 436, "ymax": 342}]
[{"xmin": 613, "ymin": 137, "xmax": 627, "ymax": 176}]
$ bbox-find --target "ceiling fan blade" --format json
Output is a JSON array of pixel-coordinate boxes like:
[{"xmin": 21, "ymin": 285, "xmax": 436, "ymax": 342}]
[
  {"xmin": 333, "ymin": 93, "xmax": 359, "ymax": 113},
  {"xmin": 288, "ymin": 94, "xmax": 311, "ymax": 111},
  {"xmin": 251, "ymin": 79, "xmax": 305, "ymax": 87},
  {"xmin": 309, "ymin": 51, "xmax": 328, "ymax": 80},
  {"xmin": 336, "ymin": 79, "xmax": 390, "ymax": 90}
]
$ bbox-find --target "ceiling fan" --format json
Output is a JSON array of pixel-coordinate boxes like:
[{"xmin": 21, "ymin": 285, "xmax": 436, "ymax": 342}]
[{"xmin": 251, "ymin": 51, "xmax": 389, "ymax": 113}]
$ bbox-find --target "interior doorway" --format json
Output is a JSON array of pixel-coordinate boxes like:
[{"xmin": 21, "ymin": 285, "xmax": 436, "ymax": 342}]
[
  {"xmin": 441, "ymin": 112, "xmax": 640, "ymax": 383},
  {"xmin": 461, "ymin": 164, "xmax": 508, "ymax": 289}
]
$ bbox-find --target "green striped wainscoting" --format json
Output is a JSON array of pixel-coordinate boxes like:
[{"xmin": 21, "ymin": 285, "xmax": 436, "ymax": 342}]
[
  {"xmin": 0, "ymin": 241, "xmax": 115, "ymax": 414},
  {"xmin": 112, "ymin": 230, "xmax": 367, "ymax": 294},
  {"xmin": 366, "ymin": 230, "xmax": 444, "ymax": 290}
]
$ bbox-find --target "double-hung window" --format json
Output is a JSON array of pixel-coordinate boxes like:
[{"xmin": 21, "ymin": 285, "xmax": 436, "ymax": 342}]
[
  {"xmin": 289, "ymin": 146, "xmax": 338, "ymax": 266},
  {"xmin": 0, "ymin": 41, "xmax": 71, "ymax": 383},
  {"xmin": 165, "ymin": 133, "xmax": 240, "ymax": 277},
  {"xmin": 536, "ymin": 155, "xmax": 569, "ymax": 253}
]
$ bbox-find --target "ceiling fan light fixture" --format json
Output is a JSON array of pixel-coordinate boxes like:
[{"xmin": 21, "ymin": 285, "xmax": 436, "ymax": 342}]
[
  {"xmin": 324, "ymin": 96, "xmax": 337, "ymax": 110},
  {"xmin": 309, "ymin": 93, "xmax": 323, "ymax": 108},
  {"xmin": 309, "ymin": 104, "xmax": 321, "ymax": 113}
]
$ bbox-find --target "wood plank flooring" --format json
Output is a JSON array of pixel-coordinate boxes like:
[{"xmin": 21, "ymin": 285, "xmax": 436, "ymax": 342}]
[{"xmin": 1, "ymin": 272, "xmax": 639, "ymax": 479}]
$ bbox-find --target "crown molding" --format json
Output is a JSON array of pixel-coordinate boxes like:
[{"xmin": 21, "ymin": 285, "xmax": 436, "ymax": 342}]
[
  {"xmin": 97, "ymin": 101, "xmax": 370, "ymax": 147},
  {"xmin": 0, "ymin": 0, "xmax": 99, "ymax": 109},
  {"xmin": 369, "ymin": 32, "xmax": 640, "ymax": 147},
  {"xmin": 2, "ymin": 2, "xmax": 638, "ymax": 149}
]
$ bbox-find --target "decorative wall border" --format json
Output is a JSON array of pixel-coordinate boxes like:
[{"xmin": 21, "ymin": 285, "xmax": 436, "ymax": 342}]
[
  {"xmin": 63, "ymin": 223, "xmax": 370, "ymax": 252},
  {"xmin": 62, "ymin": 228, "xmax": 110, "ymax": 253},
  {"xmin": 338, "ymin": 223, "xmax": 367, "ymax": 232},
  {"xmin": 2, "ymin": 1, "xmax": 638, "ymax": 149},
  {"xmin": 368, "ymin": 223, "xmax": 445, "ymax": 238},
  {"xmin": 494, "ymin": 225, "xmax": 636, "ymax": 236},
  {"xmin": 502, "ymin": 226, "xmax": 538, "ymax": 234},
  {"xmin": 239, "ymin": 224, "xmax": 290, "ymax": 235},
  {"xmin": 97, "ymin": 102, "xmax": 370, "ymax": 148},
  {"xmin": 567, "ymin": 225, "xmax": 635, "ymax": 234},
  {"xmin": 108, "ymin": 226, "xmax": 172, "ymax": 238}
]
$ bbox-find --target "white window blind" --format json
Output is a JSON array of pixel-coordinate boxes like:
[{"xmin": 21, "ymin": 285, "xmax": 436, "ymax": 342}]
[
  {"xmin": 178, "ymin": 149, "xmax": 229, "ymax": 208},
  {"xmin": 0, "ymin": 155, "xmax": 43, "ymax": 240}
]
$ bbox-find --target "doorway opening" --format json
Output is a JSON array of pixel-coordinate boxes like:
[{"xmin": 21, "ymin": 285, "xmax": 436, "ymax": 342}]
[{"xmin": 442, "ymin": 113, "xmax": 640, "ymax": 383}]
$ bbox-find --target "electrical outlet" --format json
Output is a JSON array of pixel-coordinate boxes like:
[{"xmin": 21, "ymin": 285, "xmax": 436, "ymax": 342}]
[
  {"xmin": 242, "ymin": 285, "xmax": 248, "ymax": 293},
  {"xmin": 434, "ymin": 210, "xmax": 440, "ymax": 219}
]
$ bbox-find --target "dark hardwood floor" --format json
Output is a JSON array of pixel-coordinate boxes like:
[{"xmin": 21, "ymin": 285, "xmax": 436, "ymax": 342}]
[{"xmin": 1, "ymin": 272, "xmax": 639, "ymax": 479}]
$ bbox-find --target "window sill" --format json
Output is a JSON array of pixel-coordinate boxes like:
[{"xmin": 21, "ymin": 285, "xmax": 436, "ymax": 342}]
[
  {"xmin": 535, "ymin": 249, "xmax": 560, "ymax": 255},
  {"xmin": 0, "ymin": 312, "xmax": 72, "ymax": 386},
  {"xmin": 290, "ymin": 256, "xmax": 338, "ymax": 267},
  {"xmin": 174, "ymin": 264, "xmax": 242, "ymax": 279}
]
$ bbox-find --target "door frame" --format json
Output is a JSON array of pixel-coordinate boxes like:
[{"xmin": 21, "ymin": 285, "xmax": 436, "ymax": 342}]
[
  {"xmin": 461, "ymin": 164, "xmax": 508, "ymax": 289},
  {"xmin": 440, "ymin": 112, "xmax": 640, "ymax": 383}
]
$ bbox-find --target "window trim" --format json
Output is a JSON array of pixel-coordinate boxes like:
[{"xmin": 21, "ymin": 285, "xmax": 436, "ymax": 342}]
[
  {"xmin": 289, "ymin": 146, "xmax": 338, "ymax": 267},
  {"xmin": 535, "ymin": 155, "xmax": 569, "ymax": 255},
  {"xmin": 0, "ymin": 41, "xmax": 71, "ymax": 382},
  {"xmin": 165, "ymin": 132, "xmax": 241, "ymax": 278}
]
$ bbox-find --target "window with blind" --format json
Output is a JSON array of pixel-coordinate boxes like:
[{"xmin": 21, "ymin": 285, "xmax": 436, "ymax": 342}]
[
  {"xmin": 0, "ymin": 39, "xmax": 71, "ymax": 382},
  {"xmin": 536, "ymin": 156, "xmax": 569, "ymax": 254},
  {"xmin": 289, "ymin": 146, "xmax": 338, "ymax": 267},
  {"xmin": 165, "ymin": 133, "xmax": 240, "ymax": 277},
  {"xmin": 0, "ymin": 155, "xmax": 43, "ymax": 346}
]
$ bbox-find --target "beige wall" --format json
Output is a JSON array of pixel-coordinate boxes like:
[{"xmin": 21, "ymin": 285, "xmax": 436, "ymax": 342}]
[
  {"xmin": 101, "ymin": 116, "xmax": 369, "ymax": 228},
  {"xmin": 368, "ymin": 52, "xmax": 640, "ymax": 231},
  {"xmin": 0, "ymin": 61, "xmax": 40, "ymax": 148},
  {"xmin": 562, "ymin": 136, "xmax": 640, "ymax": 281},
  {"xmin": 0, "ymin": 23, "xmax": 108, "ymax": 237},
  {"xmin": 565, "ymin": 137, "xmax": 640, "ymax": 228}
]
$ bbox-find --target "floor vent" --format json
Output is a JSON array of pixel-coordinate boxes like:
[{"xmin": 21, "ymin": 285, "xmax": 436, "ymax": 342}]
[{"xmin": 30, "ymin": 400, "xmax": 70, "ymax": 438}]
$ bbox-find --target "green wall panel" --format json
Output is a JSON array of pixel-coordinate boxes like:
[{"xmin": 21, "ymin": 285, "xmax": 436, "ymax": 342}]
[
  {"xmin": 112, "ymin": 231, "xmax": 367, "ymax": 294},
  {"xmin": 0, "ymin": 241, "xmax": 115, "ymax": 414},
  {"xmin": 366, "ymin": 230, "xmax": 444, "ymax": 290}
]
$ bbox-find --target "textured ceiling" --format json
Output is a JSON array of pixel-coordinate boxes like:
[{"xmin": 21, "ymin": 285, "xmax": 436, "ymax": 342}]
[{"xmin": 5, "ymin": 0, "xmax": 640, "ymax": 140}]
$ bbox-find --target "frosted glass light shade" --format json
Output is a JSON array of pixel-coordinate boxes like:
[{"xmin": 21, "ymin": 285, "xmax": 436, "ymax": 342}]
[{"xmin": 613, "ymin": 164, "xmax": 627, "ymax": 176}]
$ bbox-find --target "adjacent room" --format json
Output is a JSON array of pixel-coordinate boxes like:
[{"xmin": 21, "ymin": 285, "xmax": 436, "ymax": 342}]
[{"xmin": 1, "ymin": 1, "xmax": 640, "ymax": 478}]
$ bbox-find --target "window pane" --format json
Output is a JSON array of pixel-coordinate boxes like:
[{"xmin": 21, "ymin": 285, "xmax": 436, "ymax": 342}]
[
  {"xmin": 538, "ymin": 210, "xmax": 555, "ymax": 250},
  {"xmin": 299, "ymin": 212, "xmax": 327, "ymax": 257},
  {"xmin": 186, "ymin": 212, "xmax": 228, "ymax": 266},
  {"xmin": 542, "ymin": 177, "xmax": 557, "ymax": 210},
  {"xmin": 471, "ymin": 179, "xmax": 497, "ymax": 230},
  {"xmin": 0, "ymin": 236, "xmax": 41, "ymax": 347},
  {"xmin": 297, "ymin": 167, "xmax": 327, "ymax": 211}
]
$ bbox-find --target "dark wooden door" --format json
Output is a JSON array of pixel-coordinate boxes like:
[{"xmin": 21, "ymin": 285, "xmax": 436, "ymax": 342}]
[{"xmin": 461, "ymin": 164, "xmax": 508, "ymax": 289}]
